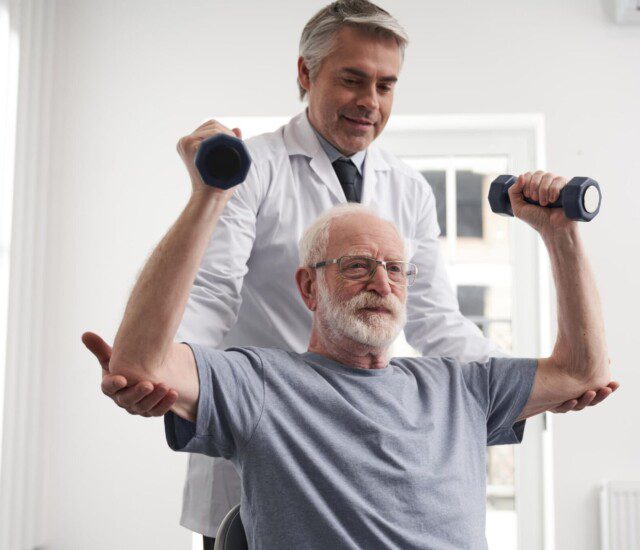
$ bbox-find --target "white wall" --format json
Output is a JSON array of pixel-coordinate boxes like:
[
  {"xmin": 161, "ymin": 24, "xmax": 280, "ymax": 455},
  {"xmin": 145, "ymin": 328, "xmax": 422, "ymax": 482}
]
[{"xmin": 20, "ymin": 0, "xmax": 640, "ymax": 548}]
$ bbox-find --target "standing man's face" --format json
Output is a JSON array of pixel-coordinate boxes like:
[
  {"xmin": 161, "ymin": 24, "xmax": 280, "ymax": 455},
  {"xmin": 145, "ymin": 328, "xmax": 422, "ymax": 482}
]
[{"xmin": 298, "ymin": 25, "xmax": 401, "ymax": 156}]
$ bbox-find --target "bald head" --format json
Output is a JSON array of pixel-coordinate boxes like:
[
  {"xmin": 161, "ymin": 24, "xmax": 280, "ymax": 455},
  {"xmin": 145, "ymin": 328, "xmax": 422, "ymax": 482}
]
[
  {"xmin": 298, "ymin": 203, "xmax": 405, "ymax": 269},
  {"xmin": 324, "ymin": 211, "xmax": 405, "ymax": 264}
]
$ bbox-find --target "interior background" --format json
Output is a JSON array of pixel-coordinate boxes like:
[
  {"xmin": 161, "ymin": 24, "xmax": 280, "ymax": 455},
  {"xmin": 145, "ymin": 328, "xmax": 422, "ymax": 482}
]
[{"xmin": 4, "ymin": 0, "xmax": 638, "ymax": 548}]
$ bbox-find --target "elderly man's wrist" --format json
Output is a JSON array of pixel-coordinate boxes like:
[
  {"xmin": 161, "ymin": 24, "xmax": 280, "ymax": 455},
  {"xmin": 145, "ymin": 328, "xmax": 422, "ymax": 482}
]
[
  {"xmin": 188, "ymin": 188, "xmax": 233, "ymax": 217},
  {"xmin": 540, "ymin": 224, "xmax": 580, "ymax": 248}
]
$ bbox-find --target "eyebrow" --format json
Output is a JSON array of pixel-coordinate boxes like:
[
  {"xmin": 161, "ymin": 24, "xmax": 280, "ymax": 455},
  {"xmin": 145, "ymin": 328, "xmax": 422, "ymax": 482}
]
[
  {"xmin": 345, "ymin": 252, "xmax": 405, "ymax": 261},
  {"xmin": 340, "ymin": 67, "xmax": 398, "ymax": 83}
]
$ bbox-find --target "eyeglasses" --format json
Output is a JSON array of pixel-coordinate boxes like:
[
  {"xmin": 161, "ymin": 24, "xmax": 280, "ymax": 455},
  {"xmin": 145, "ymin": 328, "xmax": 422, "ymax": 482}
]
[{"xmin": 312, "ymin": 255, "xmax": 418, "ymax": 287}]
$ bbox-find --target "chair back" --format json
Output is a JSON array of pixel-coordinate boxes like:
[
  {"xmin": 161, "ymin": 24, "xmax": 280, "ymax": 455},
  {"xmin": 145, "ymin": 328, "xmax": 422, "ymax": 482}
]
[{"xmin": 213, "ymin": 504, "xmax": 248, "ymax": 550}]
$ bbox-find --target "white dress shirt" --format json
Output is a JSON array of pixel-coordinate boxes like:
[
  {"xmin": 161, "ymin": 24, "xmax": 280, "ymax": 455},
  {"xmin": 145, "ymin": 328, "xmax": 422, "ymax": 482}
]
[{"xmin": 175, "ymin": 110, "xmax": 506, "ymax": 536}]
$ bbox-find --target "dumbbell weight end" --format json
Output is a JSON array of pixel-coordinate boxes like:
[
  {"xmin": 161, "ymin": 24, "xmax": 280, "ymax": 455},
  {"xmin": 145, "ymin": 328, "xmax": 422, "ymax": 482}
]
[{"xmin": 195, "ymin": 134, "xmax": 252, "ymax": 190}]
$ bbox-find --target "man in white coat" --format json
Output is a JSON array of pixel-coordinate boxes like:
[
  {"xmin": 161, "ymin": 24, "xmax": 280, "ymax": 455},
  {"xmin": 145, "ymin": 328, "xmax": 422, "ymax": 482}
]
[{"xmin": 85, "ymin": 0, "xmax": 616, "ymax": 547}]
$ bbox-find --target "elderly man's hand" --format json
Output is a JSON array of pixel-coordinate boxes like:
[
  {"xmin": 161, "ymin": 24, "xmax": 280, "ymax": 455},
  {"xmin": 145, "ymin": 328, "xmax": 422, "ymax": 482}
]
[
  {"xmin": 177, "ymin": 119, "xmax": 243, "ymax": 197},
  {"xmin": 551, "ymin": 381, "xmax": 619, "ymax": 413},
  {"xmin": 507, "ymin": 171, "xmax": 575, "ymax": 235},
  {"xmin": 81, "ymin": 331, "xmax": 178, "ymax": 417}
]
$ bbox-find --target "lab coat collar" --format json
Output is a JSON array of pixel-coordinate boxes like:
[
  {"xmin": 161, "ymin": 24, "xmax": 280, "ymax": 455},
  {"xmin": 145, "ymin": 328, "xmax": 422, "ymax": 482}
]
[
  {"xmin": 282, "ymin": 111, "xmax": 390, "ymax": 205},
  {"xmin": 312, "ymin": 126, "xmax": 366, "ymax": 176}
]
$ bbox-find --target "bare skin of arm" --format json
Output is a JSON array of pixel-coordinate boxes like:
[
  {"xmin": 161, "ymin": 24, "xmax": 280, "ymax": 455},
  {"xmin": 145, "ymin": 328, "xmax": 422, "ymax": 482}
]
[
  {"xmin": 83, "ymin": 121, "xmax": 243, "ymax": 422},
  {"xmin": 511, "ymin": 171, "xmax": 614, "ymax": 421}
]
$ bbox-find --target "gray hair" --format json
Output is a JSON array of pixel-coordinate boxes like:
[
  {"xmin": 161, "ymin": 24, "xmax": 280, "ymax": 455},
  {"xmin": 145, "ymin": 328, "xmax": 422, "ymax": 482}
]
[
  {"xmin": 298, "ymin": 0, "xmax": 409, "ymax": 101},
  {"xmin": 298, "ymin": 203, "xmax": 401, "ymax": 268}
]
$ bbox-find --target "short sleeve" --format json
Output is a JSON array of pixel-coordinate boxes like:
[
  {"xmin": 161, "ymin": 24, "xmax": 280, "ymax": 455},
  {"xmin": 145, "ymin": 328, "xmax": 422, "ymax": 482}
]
[
  {"xmin": 164, "ymin": 344, "xmax": 265, "ymax": 459},
  {"xmin": 460, "ymin": 357, "xmax": 538, "ymax": 445}
]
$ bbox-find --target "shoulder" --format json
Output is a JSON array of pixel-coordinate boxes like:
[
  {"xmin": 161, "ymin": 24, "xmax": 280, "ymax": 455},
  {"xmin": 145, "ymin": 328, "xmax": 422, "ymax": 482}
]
[
  {"xmin": 220, "ymin": 125, "xmax": 288, "ymax": 210},
  {"xmin": 373, "ymin": 146, "xmax": 429, "ymax": 183},
  {"xmin": 225, "ymin": 346, "xmax": 299, "ymax": 367},
  {"xmin": 235, "ymin": 123, "xmax": 294, "ymax": 199},
  {"xmin": 370, "ymin": 145, "xmax": 436, "ymax": 201},
  {"xmin": 244, "ymin": 124, "xmax": 289, "ymax": 169}
]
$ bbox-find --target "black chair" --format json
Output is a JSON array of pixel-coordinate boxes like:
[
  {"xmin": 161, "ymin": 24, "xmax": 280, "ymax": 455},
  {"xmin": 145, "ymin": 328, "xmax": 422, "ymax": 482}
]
[{"xmin": 213, "ymin": 505, "xmax": 248, "ymax": 550}]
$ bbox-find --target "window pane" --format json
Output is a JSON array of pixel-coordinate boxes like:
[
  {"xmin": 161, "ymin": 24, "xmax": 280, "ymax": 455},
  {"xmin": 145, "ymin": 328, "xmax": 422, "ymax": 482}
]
[
  {"xmin": 457, "ymin": 285, "xmax": 486, "ymax": 317},
  {"xmin": 456, "ymin": 170, "xmax": 483, "ymax": 238},
  {"xmin": 421, "ymin": 170, "xmax": 446, "ymax": 237}
]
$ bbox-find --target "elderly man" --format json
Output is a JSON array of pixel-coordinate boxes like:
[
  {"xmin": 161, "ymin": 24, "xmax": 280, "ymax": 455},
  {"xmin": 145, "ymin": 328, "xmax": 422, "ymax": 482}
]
[{"xmin": 83, "ymin": 120, "xmax": 612, "ymax": 546}]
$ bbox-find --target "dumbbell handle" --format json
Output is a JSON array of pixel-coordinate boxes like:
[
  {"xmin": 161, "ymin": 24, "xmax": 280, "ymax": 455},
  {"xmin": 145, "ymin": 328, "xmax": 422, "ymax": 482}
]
[{"xmin": 514, "ymin": 180, "xmax": 564, "ymax": 209}]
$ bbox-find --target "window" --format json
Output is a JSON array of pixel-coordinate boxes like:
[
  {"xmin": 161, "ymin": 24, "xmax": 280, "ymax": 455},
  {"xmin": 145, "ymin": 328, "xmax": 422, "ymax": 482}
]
[
  {"xmin": 422, "ymin": 170, "xmax": 447, "ymax": 236},
  {"xmin": 458, "ymin": 285, "xmax": 487, "ymax": 330},
  {"xmin": 456, "ymin": 170, "xmax": 484, "ymax": 238}
]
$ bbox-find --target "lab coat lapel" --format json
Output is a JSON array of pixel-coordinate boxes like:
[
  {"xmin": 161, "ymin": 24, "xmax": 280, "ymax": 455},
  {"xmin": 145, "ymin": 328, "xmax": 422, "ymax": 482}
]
[
  {"xmin": 282, "ymin": 112, "xmax": 349, "ymax": 203},
  {"xmin": 360, "ymin": 143, "xmax": 390, "ymax": 206}
]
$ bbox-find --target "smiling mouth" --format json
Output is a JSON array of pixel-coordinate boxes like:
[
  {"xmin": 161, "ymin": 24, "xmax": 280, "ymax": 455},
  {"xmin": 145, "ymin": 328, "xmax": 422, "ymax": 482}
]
[{"xmin": 342, "ymin": 115, "xmax": 374, "ymax": 128}]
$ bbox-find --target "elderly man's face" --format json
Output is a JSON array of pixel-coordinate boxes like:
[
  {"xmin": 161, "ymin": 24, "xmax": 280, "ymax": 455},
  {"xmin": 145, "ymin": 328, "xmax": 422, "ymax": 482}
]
[
  {"xmin": 300, "ymin": 25, "xmax": 401, "ymax": 156},
  {"xmin": 315, "ymin": 214, "xmax": 407, "ymax": 349}
]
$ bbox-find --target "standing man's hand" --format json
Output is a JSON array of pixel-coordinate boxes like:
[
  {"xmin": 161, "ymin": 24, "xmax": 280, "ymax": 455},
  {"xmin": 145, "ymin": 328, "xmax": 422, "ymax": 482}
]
[
  {"xmin": 176, "ymin": 119, "xmax": 243, "ymax": 197},
  {"xmin": 82, "ymin": 332, "xmax": 178, "ymax": 417},
  {"xmin": 551, "ymin": 381, "xmax": 619, "ymax": 413}
]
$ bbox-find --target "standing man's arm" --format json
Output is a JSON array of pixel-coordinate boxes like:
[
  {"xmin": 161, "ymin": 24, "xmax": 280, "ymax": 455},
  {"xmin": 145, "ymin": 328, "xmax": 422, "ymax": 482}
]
[{"xmin": 83, "ymin": 121, "xmax": 245, "ymax": 421}]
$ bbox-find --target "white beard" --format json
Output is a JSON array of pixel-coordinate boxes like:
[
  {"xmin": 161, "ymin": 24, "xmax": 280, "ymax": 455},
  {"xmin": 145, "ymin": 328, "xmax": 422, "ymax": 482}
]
[{"xmin": 316, "ymin": 277, "xmax": 407, "ymax": 349}]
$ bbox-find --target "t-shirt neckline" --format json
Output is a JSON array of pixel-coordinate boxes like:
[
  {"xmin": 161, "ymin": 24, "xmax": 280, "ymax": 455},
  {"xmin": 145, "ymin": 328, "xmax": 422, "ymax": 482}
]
[{"xmin": 301, "ymin": 351, "xmax": 391, "ymax": 377}]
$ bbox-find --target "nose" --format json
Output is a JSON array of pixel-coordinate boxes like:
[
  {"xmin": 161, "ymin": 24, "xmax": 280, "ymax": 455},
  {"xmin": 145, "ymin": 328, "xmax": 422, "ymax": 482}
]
[
  {"xmin": 365, "ymin": 264, "xmax": 392, "ymax": 296},
  {"xmin": 356, "ymin": 82, "xmax": 379, "ymax": 112}
]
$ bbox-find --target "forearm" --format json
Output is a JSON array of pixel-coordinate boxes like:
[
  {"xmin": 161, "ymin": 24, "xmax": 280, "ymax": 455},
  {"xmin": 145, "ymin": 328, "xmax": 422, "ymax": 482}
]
[
  {"xmin": 111, "ymin": 192, "xmax": 229, "ymax": 379},
  {"xmin": 543, "ymin": 225, "xmax": 609, "ymax": 385}
]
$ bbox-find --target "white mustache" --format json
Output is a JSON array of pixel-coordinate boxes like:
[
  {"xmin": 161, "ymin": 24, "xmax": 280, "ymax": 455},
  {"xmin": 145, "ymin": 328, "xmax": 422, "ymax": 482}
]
[{"xmin": 344, "ymin": 291, "xmax": 403, "ymax": 317}]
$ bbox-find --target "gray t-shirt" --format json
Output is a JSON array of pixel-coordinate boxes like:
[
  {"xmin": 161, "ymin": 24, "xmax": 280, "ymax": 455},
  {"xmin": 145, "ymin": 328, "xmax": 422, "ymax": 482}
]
[{"xmin": 165, "ymin": 345, "xmax": 537, "ymax": 549}]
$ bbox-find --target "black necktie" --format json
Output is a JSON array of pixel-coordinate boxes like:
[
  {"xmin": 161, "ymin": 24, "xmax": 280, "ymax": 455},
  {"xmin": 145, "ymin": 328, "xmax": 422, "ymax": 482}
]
[{"xmin": 332, "ymin": 158, "xmax": 360, "ymax": 203}]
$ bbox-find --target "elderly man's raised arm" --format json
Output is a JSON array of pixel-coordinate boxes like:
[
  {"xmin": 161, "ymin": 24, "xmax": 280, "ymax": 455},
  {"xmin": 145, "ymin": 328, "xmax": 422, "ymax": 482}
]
[
  {"xmin": 98, "ymin": 122, "xmax": 243, "ymax": 422},
  {"xmin": 514, "ymin": 172, "xmax": 612, "ymax": 421}
]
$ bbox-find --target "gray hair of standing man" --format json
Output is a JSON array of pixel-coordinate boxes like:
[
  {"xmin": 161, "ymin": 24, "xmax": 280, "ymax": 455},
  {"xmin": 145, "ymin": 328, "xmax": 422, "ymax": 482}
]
[{"xmin": 297, "ymin": 0, "xmax": 410, "ymax": 101}]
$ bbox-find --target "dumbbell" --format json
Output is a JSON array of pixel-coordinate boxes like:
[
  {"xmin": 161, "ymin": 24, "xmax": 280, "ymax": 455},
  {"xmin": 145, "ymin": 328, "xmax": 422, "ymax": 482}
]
[
  {"xmin": 488, "ymin": 174, "xmax": 602, "ymax": 222},
  {"xmin": 194, "ymin": 134, "xmax": 252, "ymax": 189}
]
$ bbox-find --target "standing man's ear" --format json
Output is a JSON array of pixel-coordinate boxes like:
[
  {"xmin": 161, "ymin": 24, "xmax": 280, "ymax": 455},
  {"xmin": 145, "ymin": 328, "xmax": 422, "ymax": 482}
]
[
  {"xmin": 295, "ymin": 267, "xmax": 318, "ymax": 311},
  {"xmin": 298, "ymin": 56, "xmax": 311, "ymax": 92}
]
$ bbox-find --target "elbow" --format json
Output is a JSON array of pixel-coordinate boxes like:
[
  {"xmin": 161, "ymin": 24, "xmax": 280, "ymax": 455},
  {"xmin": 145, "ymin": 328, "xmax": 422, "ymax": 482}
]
[
  {"xmin": 551, "ymin": 341, "xmax": 611, "ymax": 385},
  {"xmin": 588, "ymin": 356, "xmax": 612, "ymax": 388},
  {"xmin": 555, "ymin": 353, "xmax": 612, "ymax": 389}
]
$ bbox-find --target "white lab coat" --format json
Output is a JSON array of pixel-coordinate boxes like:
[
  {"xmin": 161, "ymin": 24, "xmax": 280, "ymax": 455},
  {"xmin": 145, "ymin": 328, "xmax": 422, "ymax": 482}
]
[{"xmin": 176, "ymin": 111, "xmax": 505, "ymax": 536}]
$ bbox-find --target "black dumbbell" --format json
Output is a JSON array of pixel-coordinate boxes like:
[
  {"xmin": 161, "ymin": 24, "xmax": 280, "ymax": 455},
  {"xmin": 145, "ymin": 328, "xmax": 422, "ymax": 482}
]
[
  {"xmin": 195, "ymin": 134, "xmax": 252, "ymax": 189},
  {"xmin": 488, "ymin": 174, "xmax": 602, "ymax": 222}
]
